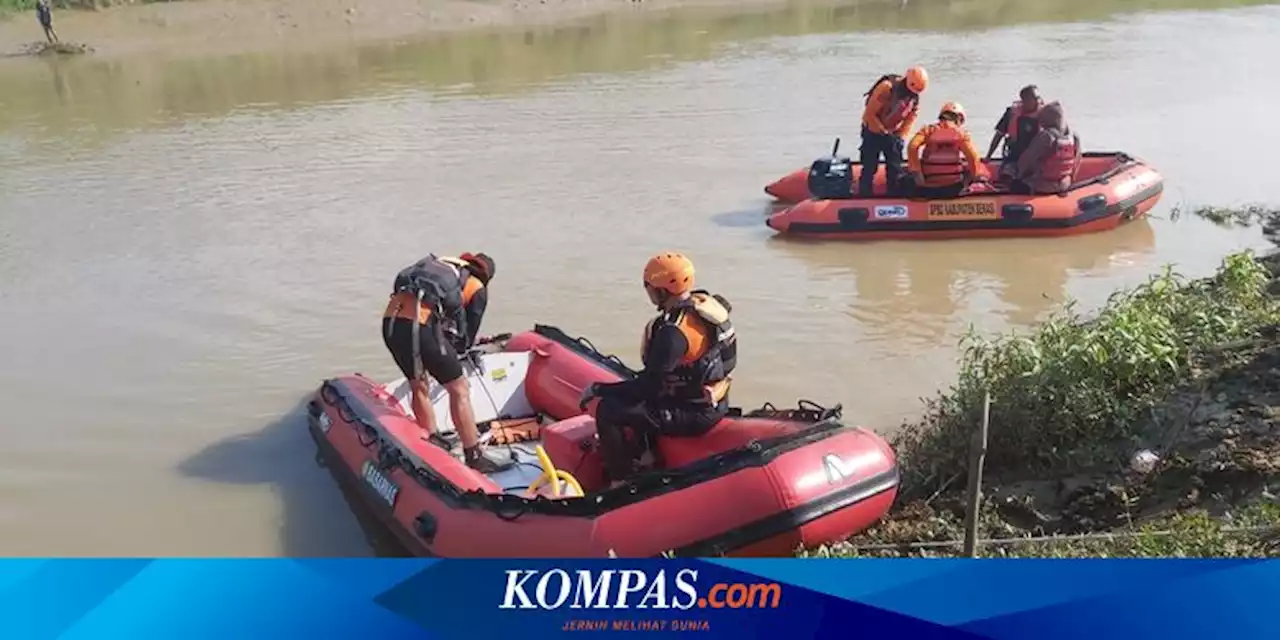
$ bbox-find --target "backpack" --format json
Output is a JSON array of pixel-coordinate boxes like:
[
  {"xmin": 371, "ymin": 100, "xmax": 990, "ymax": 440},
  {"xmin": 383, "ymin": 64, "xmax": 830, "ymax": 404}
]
[
  {"xmin": 863, "ymin": 74, "xmax": 901, "ymax": 105},
  {"xmin": 392, "ymin": 254, "xmax": 465, "ymax": 318}
]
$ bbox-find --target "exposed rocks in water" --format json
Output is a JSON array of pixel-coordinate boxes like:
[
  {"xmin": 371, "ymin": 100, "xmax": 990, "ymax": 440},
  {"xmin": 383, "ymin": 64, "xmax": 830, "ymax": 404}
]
[{"xmin": 20, "ymin": 41, "xmax": 94, "ymax": 56}]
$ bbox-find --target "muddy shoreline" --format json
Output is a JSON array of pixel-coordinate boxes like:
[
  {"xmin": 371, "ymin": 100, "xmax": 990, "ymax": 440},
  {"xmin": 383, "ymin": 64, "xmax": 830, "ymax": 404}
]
[{"xmin": 0, "ymin": 0, "xmax": 824, "ymax": 61}]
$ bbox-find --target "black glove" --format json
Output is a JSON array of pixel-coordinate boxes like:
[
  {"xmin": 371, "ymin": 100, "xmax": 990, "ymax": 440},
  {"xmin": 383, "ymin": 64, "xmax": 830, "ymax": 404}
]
[{"xmin": 579, "ymin": 383, "xmax": 602, "ymax": 410}]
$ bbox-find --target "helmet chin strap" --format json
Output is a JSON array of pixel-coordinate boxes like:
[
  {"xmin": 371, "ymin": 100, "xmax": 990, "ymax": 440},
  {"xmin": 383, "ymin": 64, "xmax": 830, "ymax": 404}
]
[{"xmin": 657, "ymin": 291, "xmax": 692, "ymax": 312}]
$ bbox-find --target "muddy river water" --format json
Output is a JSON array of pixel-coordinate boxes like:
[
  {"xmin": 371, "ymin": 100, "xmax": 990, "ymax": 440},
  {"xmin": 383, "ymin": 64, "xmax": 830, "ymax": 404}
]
[{"xmin": 1, "ymin": 0, "xmax": 1278, "ymax": 555}]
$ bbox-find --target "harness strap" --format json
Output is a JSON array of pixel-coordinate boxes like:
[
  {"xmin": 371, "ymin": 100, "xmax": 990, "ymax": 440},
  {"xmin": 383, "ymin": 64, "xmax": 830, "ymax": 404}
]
[{"xmin": 411, "ymin": 289, "xmax": 424, "ymax": 380}]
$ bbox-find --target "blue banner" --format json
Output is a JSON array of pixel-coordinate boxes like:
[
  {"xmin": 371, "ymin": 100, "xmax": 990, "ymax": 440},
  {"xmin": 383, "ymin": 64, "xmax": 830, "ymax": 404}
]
[{"xmin": 1, "ymin": 559, "xmax": 1276, "ymax": 639}]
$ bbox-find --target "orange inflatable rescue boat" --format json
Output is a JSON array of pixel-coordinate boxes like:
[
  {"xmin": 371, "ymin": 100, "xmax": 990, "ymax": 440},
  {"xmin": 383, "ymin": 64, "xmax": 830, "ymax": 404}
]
[
  {"xmin": 765, "ymin": 148, "xmax": 1163, "ymax": 241},
  {"xmin": 309, "ymin": 325, "xmax": 899, "ymax": 557}
]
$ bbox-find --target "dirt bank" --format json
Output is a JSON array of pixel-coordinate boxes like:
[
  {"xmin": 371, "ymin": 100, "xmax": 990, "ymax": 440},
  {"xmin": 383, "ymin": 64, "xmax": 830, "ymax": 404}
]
[
  {"xmin": 0, "ymin": 0, "xmax": 810, "ymax": 60},
  {"xmin": 819, "ymin": 212, "xmax": 1280, "ymax": 558}
]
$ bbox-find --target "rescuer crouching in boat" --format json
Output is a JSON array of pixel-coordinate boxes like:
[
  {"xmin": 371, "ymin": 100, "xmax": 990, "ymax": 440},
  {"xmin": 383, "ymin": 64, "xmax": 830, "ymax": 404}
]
[
  {"xmin": 579, "ymin": 253, "xmax": 737, "ymax": 486},
  {"xmin": 988, "ymin": 84, "xmax": 1045, "ymax": 184},
  {"xmin": 381, "ymin": 252, "xmax": 512, "ymax": 473},
  {"xmin": 903, "ymin": 101, "xmax": 987, "ymax": 199},
  {"xmin": 1011, "ymin": 101, "xmax": 1082, "ymax": 195}
]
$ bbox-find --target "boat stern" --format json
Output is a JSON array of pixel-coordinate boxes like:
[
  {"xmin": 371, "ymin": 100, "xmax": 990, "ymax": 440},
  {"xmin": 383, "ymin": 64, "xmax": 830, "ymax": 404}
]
[{"xmin": 740, "ymin": 425, "xmax": 899, "ymax": 555}]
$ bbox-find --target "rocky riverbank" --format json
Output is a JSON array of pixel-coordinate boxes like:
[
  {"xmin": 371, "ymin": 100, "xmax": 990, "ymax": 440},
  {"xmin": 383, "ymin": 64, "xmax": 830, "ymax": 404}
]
[{"xmin": 814, "ymin": 209, "xmax": 1280, "ymax": 558}]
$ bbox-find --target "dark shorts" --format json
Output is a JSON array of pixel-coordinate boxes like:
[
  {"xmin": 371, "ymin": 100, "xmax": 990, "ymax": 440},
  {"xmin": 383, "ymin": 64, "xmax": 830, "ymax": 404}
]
[{"xmin": 381, "ymin": 317, "xmax": 463, "ymax": 385}]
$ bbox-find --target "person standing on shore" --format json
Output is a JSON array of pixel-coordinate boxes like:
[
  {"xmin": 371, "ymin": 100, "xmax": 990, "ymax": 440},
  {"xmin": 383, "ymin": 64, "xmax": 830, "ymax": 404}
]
[{"xmin": 36, "ymin": 0, "xmax": 59, "ymax": 45}]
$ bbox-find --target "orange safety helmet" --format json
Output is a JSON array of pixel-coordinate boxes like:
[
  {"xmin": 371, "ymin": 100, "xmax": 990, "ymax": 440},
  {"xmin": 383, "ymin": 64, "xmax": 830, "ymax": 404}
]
[
  {"xmin": 904, "ymin": 66, "xmax": 928, "ymax": 94},
  {"xmin": 643, "ymin": 252, "xmax": 695, "ymax": 296},
  {"xmin": 939, "ymin": 101, "xmax": 966, "ymax": 124}
]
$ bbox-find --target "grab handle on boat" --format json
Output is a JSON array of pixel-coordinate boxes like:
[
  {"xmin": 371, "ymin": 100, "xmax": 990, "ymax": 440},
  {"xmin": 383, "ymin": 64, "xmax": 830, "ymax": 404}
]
[{"xmin": 527, "ymin": 445, "xmax": 584, "ymax": 498}]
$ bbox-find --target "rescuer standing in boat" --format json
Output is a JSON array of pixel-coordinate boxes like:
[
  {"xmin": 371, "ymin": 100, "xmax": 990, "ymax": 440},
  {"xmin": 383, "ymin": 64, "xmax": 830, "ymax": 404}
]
[
  {"xmin": 382, "ymin": 252, "xmax": 511, "ymax": 473},
  {"xmin": 579, "ymin": 253, "xmax": 736, "ymax": 484},
  {"xmin": 857, "ymin": 66, "xmax": 928, "ymax": 196}
]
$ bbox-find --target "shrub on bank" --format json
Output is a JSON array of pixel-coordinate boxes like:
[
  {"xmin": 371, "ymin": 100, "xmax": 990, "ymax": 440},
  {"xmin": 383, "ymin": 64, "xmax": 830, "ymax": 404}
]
[
  {"xmin": 792, "ymin": 206, "xmax": 1280, "ymax": 559},
  {"xmin": 891, "ymin": 250, "xmax": 1280, "ymax": 501}
]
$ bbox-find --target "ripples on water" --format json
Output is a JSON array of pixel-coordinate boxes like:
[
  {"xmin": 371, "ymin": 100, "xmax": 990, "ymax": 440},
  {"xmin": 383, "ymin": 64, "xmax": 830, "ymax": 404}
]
[{"xmin": 0, "ymin": 1, "xmax": 1277, "ymax": 554}]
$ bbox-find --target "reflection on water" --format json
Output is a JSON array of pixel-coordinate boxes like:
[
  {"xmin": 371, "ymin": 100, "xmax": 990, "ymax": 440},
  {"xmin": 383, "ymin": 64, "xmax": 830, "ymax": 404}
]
[
  {"xmin": 0, "ymin": 0, "xmax": 1275, "ymax": 145},
  {"xmin": 175, "ymin": 399, "xmax": 375, "ymax": 557},
  {"xmin": 768, "ymin": 219, "xmax": 1158, "ymax": 346},
  {"xmin": 1, "ymin": 0, "xmax": 1278, "ymax": 555}
]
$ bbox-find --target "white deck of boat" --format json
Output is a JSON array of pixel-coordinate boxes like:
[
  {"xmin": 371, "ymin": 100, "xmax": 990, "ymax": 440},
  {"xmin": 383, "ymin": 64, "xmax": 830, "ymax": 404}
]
[{"xmin": 380, "ymin": 350, "xmax": 563, "ymax": 495}]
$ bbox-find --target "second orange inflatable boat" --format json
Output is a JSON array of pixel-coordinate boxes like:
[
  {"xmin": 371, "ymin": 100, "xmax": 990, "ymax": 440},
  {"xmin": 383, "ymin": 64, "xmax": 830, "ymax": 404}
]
[{"xmin": 765, "ymin": 151, "xmax": 1163, "ymax": 241}]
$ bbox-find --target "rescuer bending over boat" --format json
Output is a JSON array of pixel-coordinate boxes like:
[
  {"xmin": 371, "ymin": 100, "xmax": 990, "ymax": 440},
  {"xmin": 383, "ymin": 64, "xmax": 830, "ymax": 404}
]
[
  {"xmin": 579, "ymin": 253, "xmax": 737, "ymax": 485},
  {"xmin": 381, "ymin": 252, "xmax": 512, "ymax": 473}
]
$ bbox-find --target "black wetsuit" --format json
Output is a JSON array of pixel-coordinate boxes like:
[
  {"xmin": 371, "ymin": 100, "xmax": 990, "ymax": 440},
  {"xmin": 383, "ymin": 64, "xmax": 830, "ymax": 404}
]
[{"xmin": 593, "ymin": 322, "xmax": 727, "ymax": 481}]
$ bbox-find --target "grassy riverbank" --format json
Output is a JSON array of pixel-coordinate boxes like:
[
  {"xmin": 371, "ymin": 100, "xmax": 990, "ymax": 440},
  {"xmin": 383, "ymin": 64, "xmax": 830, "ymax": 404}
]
[
  {"xmin": 813, "ymin": 208, "xmax": 1280, "ymax": 558},
  {"xmin": 0, "ymin": 0, "xmax": 806, "ymax": 60},
  {"xmin": 1, "ymin": 0, "xmax": 125, "ymax": 10},
  {"xmin": 0, "ymin": 0, "xmax": 146, "ymax": 14},
  {"xmin": 4, "ymin": 0, "xmax": 1276, "ymax": 60}
]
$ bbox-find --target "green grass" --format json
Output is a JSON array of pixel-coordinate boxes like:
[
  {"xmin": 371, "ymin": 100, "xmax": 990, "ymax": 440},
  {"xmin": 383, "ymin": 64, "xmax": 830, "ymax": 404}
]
[
  {"xmin": 890, "ymin": 248, "xmax": 1280, "ymax": 501},
  {"xmin": 804, "ymin": 503, "xmax": 1280, "ymax": 558},
  {"xmin": 2, "ymin": 0, "xmax": 68, "ymax": 11},
  {"xmin": 1, "ymin": 0, "xmax": 80, "ymax": 14},
  {"xmin": 800, "ymin": 205, "xmax": 1280, "ymax": 558},
  {"xmin": 0, "ymin": 0, "xmax": 163, "ymax": 13}
]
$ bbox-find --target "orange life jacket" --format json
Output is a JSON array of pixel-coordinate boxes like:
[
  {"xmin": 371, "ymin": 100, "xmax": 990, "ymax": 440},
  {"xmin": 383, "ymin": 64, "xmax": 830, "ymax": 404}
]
[
  {"xmin": 864, "ymin": 74, "xmax": 918, "ymax": 132},
  {"xmin": 919, "ymin": 123, "xmax": 968, "ymax": 187},
  {"xmin": 382, "ymin": 257, "xmax": 483, "ymax": 324},
  {"xmin": 1006, "ymin": 102, "xmax": 1042, "ymax": 140},
  {"xmin": 1039, "ymin": 130, "xmax": 1078, "ymax": 184},
  {"xmin": 640, "ymin": 291, "xmax": 736, "ymax": 406},
  {"xmin": 1004, "ymin": 102, "xmax": 1042, "ymax": 158}
]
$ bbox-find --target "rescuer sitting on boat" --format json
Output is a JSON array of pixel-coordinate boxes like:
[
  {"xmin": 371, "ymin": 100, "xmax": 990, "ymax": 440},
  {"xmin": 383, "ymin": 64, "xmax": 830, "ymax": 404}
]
[
  {"xmin": 987, "ymin": 84, "xmax": 1045, "ymax": 183},
  {"xmin": 381, "ymin": 252, "xmax": 512, "ymax": 473},
  {"xmin": 904, "ymin": 101, "xmax": 986, "ymax": 198},
  {"xmin": 1012, "ymin": 101, "xmax": 1082, "ymax": 195},
  {"xmin": 858, "ymin": 66, "xmax": 927, "ymax": 197},
  {"xmin": 579, "ymin": 253, "xmax": 737, "ymax": 484}
]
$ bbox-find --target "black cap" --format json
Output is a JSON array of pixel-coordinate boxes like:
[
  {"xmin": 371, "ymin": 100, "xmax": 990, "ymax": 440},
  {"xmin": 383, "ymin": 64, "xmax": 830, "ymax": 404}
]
[{"xmin": 464, "ymin": 252, "xmax": 495, "ymax": 284}]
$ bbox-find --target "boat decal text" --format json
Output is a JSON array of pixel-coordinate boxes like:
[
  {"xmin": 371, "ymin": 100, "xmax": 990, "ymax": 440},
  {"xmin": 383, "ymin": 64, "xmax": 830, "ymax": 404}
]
[
  {"xmin": 361, "ymin": 459, "xmax": 400, "ymax": 508},
  {"xmin": 926, "ymin": 200, "xmax": 999, "ymax": 220}
]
